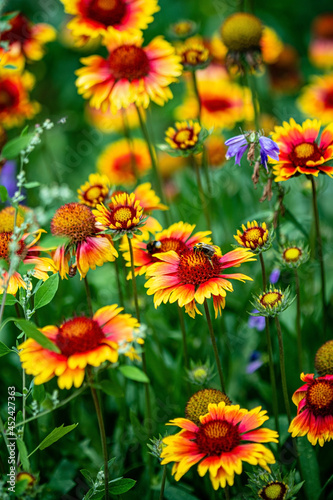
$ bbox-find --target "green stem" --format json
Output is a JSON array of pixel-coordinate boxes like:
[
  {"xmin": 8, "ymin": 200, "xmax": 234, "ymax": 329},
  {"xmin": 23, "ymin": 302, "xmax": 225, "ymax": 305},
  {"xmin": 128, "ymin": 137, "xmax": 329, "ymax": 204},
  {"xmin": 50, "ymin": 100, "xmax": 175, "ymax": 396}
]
[
  {"xmin": 193, "ymin": 156, "xmax": 212, "ymax": 231},
  {"xmin": 245, "ymin": 70, "xmax": 260, "ymax": 131},
  {"xmin": 191, "ymin": 71, "xmax": 201, "ymax": 123},
  {"xmin": 178, "ymin": 305, "xmax": 189, "ymax": 371},
  {"xmin": 122, "ymin": 109, "xmax": 139, "ymax": 180},
  {"xmin": 259, "ymin": 253, "xmax": 267, "ymax": 290},
  {"xmin": 84, "ymin": 276, "xmax": 93, "ymax": 316},
  {"xmin": 294, "ymin": 269, "xmax": 303, "ymax": 373},
  {"xmin": 203, "ymin": 300, "xmax": 226, "ymax": 393},
  {"xmin": 114, "ymin": 257, "xmax": 124, "ymax": 308},
  {"xmin": 87, "ymin": 367, "xmax": 109, "ymax": 500},
  {"xmin": 159, "ymin": 465, "xmax": 167, "ymax": 500},
  {"xmin": 310, "ymin": 176, "xmax": 327, "ymax": 337},
  {"xmin": 136, "ymin": 105, "xmax": 170, "ymax": 225},
  {"xmin": 275, "ymin": 317, "xmax": 292, "ymax": 424},
  {"xmin": 224, "ymin": 486, "xmax": 230, "ymax": 500}
]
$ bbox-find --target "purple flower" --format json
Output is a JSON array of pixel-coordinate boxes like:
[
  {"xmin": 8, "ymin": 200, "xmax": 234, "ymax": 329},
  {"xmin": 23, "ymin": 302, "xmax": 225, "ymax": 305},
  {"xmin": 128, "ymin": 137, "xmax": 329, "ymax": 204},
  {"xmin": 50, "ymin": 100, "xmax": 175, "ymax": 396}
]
[
  {"xmin": 246, "ymin": 350, "xmax": 263, "ymax": 374},
  {"xmin": 258, "ymin": 136, "xmax": 279, "ymax": 170},
  {"xmin": 0, "ymin": 161, "xmax": 17, "ymax": 198},
  {"xmin": 269, "ymin": 268, "xmax": 280, "ymax": 284},
  {"xmin": 248, "ymin": 309, "xmax": 265, "ymax": 331},
  {"xmin": 225, "ymin": 134, "xmax": 249, "ymax": 165}
]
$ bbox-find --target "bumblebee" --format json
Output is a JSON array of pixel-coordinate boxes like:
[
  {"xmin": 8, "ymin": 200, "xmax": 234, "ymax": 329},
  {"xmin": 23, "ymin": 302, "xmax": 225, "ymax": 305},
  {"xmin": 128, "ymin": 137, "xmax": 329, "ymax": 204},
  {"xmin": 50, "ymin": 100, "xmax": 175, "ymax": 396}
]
[
  {"xmin": 193, "ymin": 242, "xmax": 217, "ymax": 267},
  {"xmin": 68, "ymin": 263, "xmax": 77, "ymax": 278},
  {"xmin": 147, "ymin": 240, "xmax": 162, "ymax": 254}
]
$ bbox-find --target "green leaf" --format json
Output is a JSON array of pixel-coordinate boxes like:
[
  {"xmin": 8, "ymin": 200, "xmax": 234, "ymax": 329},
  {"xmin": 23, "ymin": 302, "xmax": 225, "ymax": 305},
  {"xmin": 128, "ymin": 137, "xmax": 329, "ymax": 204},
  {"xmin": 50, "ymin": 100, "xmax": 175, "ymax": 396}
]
[
  {"xmin": 298, "ymin": 437, "xmax": 321, "ymax": 500},
  {"xmin": 94, "ymin": 380, "xmax": 124, "ymax": 398},
  {"xmin": 0, "ymin": 316, "xmax": 17, "ymax": 332},
  {"xmin": 118, "ymin": 365, "xmax": 150, "ymax": 383},
  {"xmin": 164, "ymin": 486, "xmax": 200, "ymax": 500},
  {"xmin": 0, "ymin": 185, "xmax": 8, "ymax": 202},
  {"xmin": 34, "ymin": 273, "xmax": 59, "ymax": 310},
  {"xmin": 80, "ymin": 469, "xmax": 94, "ymax": 486},
  {"xmin": 0, "ymin": 340, "xmax": 12, "ymax": 357},
  {"xmin": 29, "ymin": 424, "xmax": 78, "ymax": 456},
  {"xmin": 17, "ymin": 438, "xmax": 30, "ymax": 470},
  {"xmin": 2, "ymin": 134, "xmax": 34, "ymax": 159},
  {"xmin": 14, "ymin": 319, "xmax": 61, "ymax": 353},
  {"xmin": 0, "ymin": 294, "xmax": 17, "ymax": 306},
  {"xmin": 23, "ymin": 181, "xmax": 40, "ymax": 189},
  {"xmin": 32, "ymin": 383, "xmax": 45, "ymax": 404},
  {"xmin": 109, "ymin": 478, "xmax": 136, "ymax": 494},
  {"xmin": 1, "ymin": 11, "xmax": 19, "ymax": 22}
]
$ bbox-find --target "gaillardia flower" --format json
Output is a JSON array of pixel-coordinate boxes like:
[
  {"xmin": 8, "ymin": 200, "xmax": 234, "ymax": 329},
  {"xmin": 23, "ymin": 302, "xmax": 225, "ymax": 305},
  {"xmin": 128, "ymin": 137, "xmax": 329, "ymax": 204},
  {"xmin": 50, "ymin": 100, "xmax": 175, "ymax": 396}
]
[
  {"xmin": 309, "ymin": 14, "xmax": 333, "ymax": 70},
  {"xmin": 51, "ymin": 202, "xmax": 118, "ymax": 279},
  {"xmin": 288, "ymin": 373, "xmax": 333, "ymax": 446},
  {"xmin": 120, "ymin": 221, "xmax": 212, "ymax": 277},
  {"xmin": 0, "ymin": 72, "xmax": 40, "ymax": 129},
  {"xmin": 161, "ymin": 402, "xmax": 278, "ymax": 490},
  {"xmin": 93, "ymin": 192, "xmax": 146, "ymax": 239},
  {"xmin": 145, "ymin": 245, "xmax": 255, "ymax": 318},
  {"xmin": 251, "ymin": 286, "xmax": 295, "ymax": 318},
  {"xmin": 77, "ymin": 173, "xmax": 110, "ymax": 208},
  {"xmin": 164, "ymin": 120, "xmax": 207, "ymax": 157},
  {"xmin": 271, "ymin": 118, "xmax": 333, "ymax": 181},
  {"xmin": 260, "ymin": 26, "xmax": 284, "ymax": 65},
  {"xmin": 97, "ymin": 138, "xmax": 151, "ymax": 186},
  {"xmin": 60, "ymin": 0, "xmax": 159, "ymax": 43},
  {"xmin": 76, "ymin": 34, "xmax": 182, "ymax": 112},
  {"xmin": 279, "ymin": 243, "xmax": 309, "ymax": 269},
  {"xmin": 19, "ymin": 305, "xmax": 140, "ymax": 389},
  {"xmin": 298, "ymin": 75, "xmax": 333, "ymax": 125},
  {"xmin": 0, "ymin": 12, "xmax": 56, "ymax": 61},
  {"xmin": 315, "ymin": 340, "xmax": 333, "ymax": 376},
  {"xmin": 247, "ymin": 465, "xmax": 303, "ymax": 500},
  {"xmin": 0, "ymin": 230, "xmax": 56, "ymax": 295},
  {"xmin": 176, "ymin": 37, "xmax": 210, "ymax": 71},
  {"xmin": 234, "ymin": 221, "xmax": 272, "ymax": 253},
  {"xmin": 169, "ymin": 20, "xmax": 197, "ymax": 40}
]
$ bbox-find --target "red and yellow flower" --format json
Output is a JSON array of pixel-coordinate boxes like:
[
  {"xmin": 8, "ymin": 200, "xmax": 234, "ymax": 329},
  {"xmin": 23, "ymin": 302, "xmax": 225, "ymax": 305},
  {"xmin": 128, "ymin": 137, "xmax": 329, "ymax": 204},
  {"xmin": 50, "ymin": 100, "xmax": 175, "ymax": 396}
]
[
  {"xmin": 309, "ymin": 14, "xmax": 333, "ymax": 70},
  {"xmin": 161, "ymin": 401, "xmax": 278, "ymax": 490},
  {"xmin": 60, "ymin": 0, "xmax": 159, "ymax": 43},
  {"xmin": 260, "ymin": 26, "xmax": 283, "ymax": 65},
  {"xmin": 76, "ymin": 33, "xmax": 182, "ymax": 112},
  {"xmin": 0, "ymin": 230, "xmax": 56, "ymax": 295},
  {"xmin": 120, "ymin": 221, "xmax": 212, "ymax": 277},
  {"xmin": 288, "ymin": 373, "xmax": 333, "ymax": 446},
  {"xmin": 19, "ymin": 304, "xmax": 140, "ymax": 389},
  {"xmin": 0, "ymin": 12, "xmax": 56, "ymax": 61},
  {"xmin": 97, "ymin": 138, "xmax": 151, "ymax": 186},
  {"xmin": 145, "ymin": 244, "xmax": 255, "ymax": 318},
  {"xmin": 298, "ymin": 75, "xmax": 333, "ymax": 125},
  {"xmin": 271, "ymin": 118, "xmax": 333, "ymax": 181},
  {"xmin": 234, "ymin": 221, "xmax": 270, "ymax": 253},
  {"xmin": 77, "ymin": 173, "xmax": 110, "ymax": 208},
  {"xmin": 0, "ymin": 72, "xmax": 40, "ymax": 129},
  {"xmin": 165, "ymin": 120, "xmax": 202, "ymax": 152},
  {"xmin": 176, "ymin": 36, "xmax": 210, "ymax": 70},
  {"xmin": 133, "ymin": 183, "xmax": 168, "ymax": 238},
  {"xmin": 50, "ymin": 202, "xmax": 118, "ymax": 279}
]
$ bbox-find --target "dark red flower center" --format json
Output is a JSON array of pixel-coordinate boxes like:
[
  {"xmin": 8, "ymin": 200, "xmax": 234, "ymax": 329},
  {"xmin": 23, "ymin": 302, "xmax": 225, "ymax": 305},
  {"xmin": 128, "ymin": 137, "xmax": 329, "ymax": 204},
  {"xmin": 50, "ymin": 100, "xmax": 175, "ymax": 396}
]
[
  {"xmin": 0, "ymin": 232, "xmax": 26, "ymax": 261},
  {"xmin": 203, "ymin": 97, "xmax": 232, "ymax": 113},
  {"xmin": 178, "ymin": 249, "xmax": 221, "ymax": 285},
  {"xmin": 0, "ymin": 80, "xmax": 20, "ymax": 112},
  {"xmin": 196, "ymin": 419, "xmax": 240, "ymax": 455},
  {"xmin": 260, "ymin": 291, "xmax": 282, "ymax": 308},
  {"xmin": 173, "ymin": 128, "xmax": 196, "ymax": 149},
  {"xmin": 56, "ymin": 317, "xmax": 105, "ymax": 357},
  {"xmin": 107, "ymin": 205, "xmax": 137, "ymax": 229},
  {"xmin": 51, "ymin": 203, "xmax": 96, "ymax": 243},
  {"xmin": 83, "ymin": 185, "xmax": 106, "ymax": 204},
  {"xmin": 157, "ymin": 238, "xmax": 188, "ymax": 255},
  {"xmin": 259, "ymin": 481, "xmax": 288, "ymax": 500},
  {"xmin": 306, "ymin": 379, "xmax": 333, "ymax": 417},
  {"xmin": 109, "ymin": 45, "xmax": 150, "ymax": 81},
  {"xmin": 323, "ymin": 89, "xmax": 333, "ymax": 109},
  {"xmin": 80, "ymin": 0, "xmax": 127, "ymax": 27},
  {"xmin": 1, "ymin": 14, "xmax": 32, "ymax": 45},
  {"xmin": 290, "ymin": 141, "xmax": 322, "ymax": 166}
]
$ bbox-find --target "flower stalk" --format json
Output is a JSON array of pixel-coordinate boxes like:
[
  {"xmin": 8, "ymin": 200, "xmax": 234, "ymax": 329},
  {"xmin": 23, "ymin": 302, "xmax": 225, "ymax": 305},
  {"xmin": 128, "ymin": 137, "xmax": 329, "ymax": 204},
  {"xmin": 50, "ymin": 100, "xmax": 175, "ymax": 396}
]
[{"xmin": 204, "ymin": 299, "xmax": 226, "ymax": 392}]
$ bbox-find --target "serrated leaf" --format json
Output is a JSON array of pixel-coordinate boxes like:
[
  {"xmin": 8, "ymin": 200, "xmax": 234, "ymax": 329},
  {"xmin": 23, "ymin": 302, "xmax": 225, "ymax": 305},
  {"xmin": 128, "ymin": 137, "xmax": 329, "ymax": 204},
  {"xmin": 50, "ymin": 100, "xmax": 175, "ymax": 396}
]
[
  {"xmin": 0, "ymin": 185, "xmax": 8, "ymax": 202},
  {"xmin": 17, "ymin": 438, "xmax": 30, "ymax": 470},
  {"xmin": 32, "ymin": 383, "xmax": 45, "ymax": 404},
  {"xmin": 34, "ymin": 273, "xmax": 59, "ymax": 310},
  {"xmin": 109, "ymin": 478, "xmax": 136, "ymax": 494},
  {"xmin": 2, "ymin": 134, "xmax": 34, "ymax": 159},
  {"xmin": 118, "ymin": 365, "xmax": 149, "ymax": 383},
  {"xmin": 94, "ymin": 380, "xmax": 124, "ymax": 398},
  {"xmin": 36, "ymin": 424, "xmax": 78, "ymax": 452},
  {"xmin": 14, "ymin": 319, "xmax": 60, "ymax": 353},
  {"xmin": 0, "ymin": 340, "xmax": 12, "ymax": 357}
]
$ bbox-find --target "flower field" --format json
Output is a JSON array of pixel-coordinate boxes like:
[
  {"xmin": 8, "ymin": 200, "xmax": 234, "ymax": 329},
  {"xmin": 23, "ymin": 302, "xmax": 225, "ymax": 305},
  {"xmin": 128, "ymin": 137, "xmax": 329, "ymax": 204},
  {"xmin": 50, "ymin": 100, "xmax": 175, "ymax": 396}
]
[{"xmin": 0, "ymin": 0, "xmax": 333, "ymax": 499}]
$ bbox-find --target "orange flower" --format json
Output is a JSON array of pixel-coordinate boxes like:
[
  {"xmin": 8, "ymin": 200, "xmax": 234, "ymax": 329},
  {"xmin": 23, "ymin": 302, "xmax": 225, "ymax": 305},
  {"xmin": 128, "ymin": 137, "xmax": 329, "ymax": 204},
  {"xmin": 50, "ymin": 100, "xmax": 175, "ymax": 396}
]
[
  {"xmin": 77, "ymin": 173, "xmax": 110, "ymax": 208},
  {"xmin": 76, "ymin": 33, "xmax": 182, "ymax": 112},
  {"xmin": 120, "ymin": 221, "xmax": 212, "ymax": 277},
  {"xmin": 97, "ymin": 138, "xmax": 151, "ymax": 186},
  {"xmin": 288, "ymin": 373, "xmax": 333, "ymax": 446},
  {"xmin": 19, "ymin": 304, "xmax": 140, "ymax": 389},
  {"xmin": 260, "ymin": 26, "xmax": 283, "ymax": 65},
  {"xmin": 145, "ymin": 244, "xmax": 255, "ymax": 318},
  {"xmin": 0, "ymin": 230, "xmax": 56, "ymax": 295},
  {"xmin": 161, "ymin": 402, "xmax": 278, "ymax": 490},
  {"xmin": 309, "ymin": 14, "xmax": 333, "ymax": 70},
  {"xmin": 60, "ymin": 0, "xmax": 159, "ymax": 43},
  {"xmin": 0, "ymin": 12, "xmax": 56, "ymax": 61},
  {"xmin": 0, "ymin": 72, "xmax": 40, "ymax": 129},
  {"xmin": 50, "ymin": 202, "xmax": 118, "ymax": 279},
  {"xmin": 271, "ymin": 118, "xmax": 333, "ymax": 181},
  {"xmin": 298, "ymin": 75, "xmax": 333, "ymax": 125}
]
